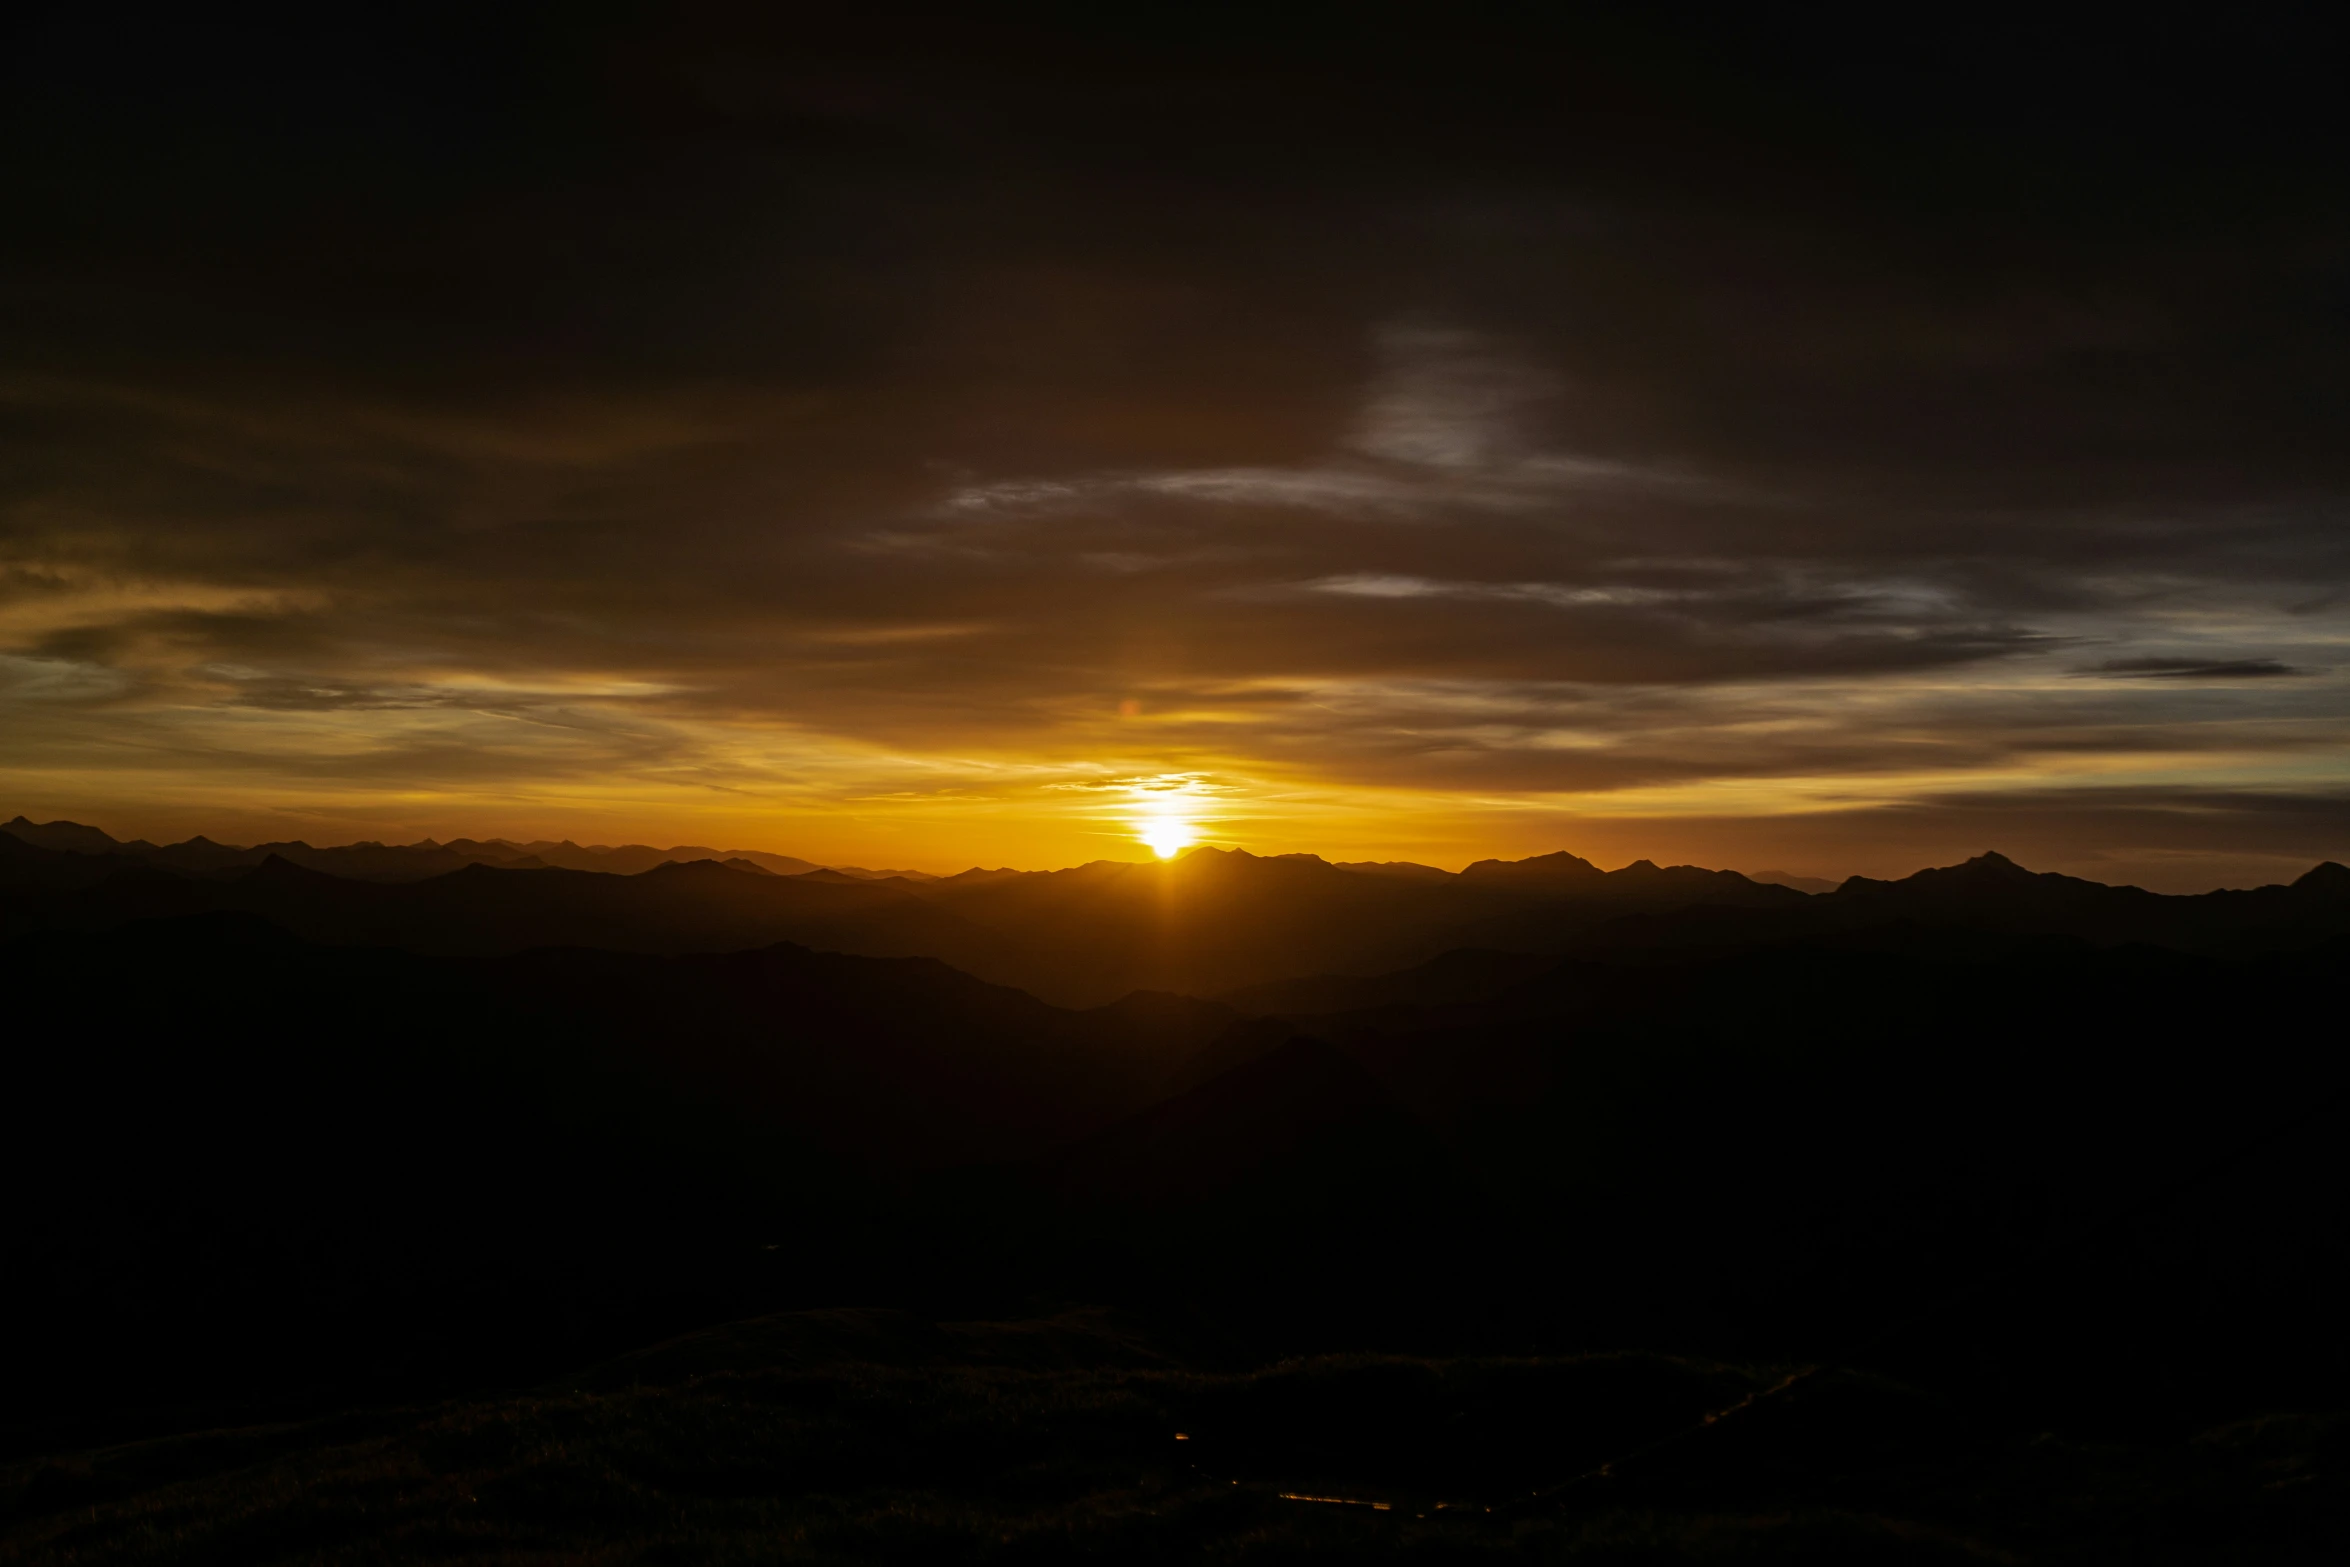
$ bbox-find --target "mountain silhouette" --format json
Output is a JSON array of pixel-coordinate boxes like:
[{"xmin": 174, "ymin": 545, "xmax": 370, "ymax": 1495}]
[
  {"xmin": 0, "ymin": 845, "xmax": 1025, "ymax": 979},
  {"xmin": 0, "ymin": 816, "xmax": 842, "ymax": 881},
  {"xmin": 0, "ymin": 816, "xmax": 156, "ymax": 855},
  {"xmin": 860, "ymin": 846, "xmax": 1820, "ymax": 1003},
  {"xmin": 1458, "ymin": 848, "xmax": 1607, "ymax": 885},
  {"xmin": 1072, "ymin": 930, "xmax": 2350, "ymax": 1424},
  {"xmin": 1816, "ymin": 849, "xmax": 2350, "ymax": 952},
  {"xmin": 8, "ymin": 826, "xmax": 2350, "ymax": 1007},
  {"xmin": 3, "ymin": 826, "xmax": 2346, "ymax": 1473},
  {"xmin": 0, "ymin": 910, "xmax": 1252, "ymax": 1434}
]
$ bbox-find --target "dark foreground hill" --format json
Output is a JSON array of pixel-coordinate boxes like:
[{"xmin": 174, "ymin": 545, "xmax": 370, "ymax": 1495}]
[
  {"xmin": 6, "ymin": 906, "xmax": 2344, "ymax": 1457},
  {"xmin": 4, "ymin": 833, "xmax": 2347, "ymax": 1559},
  {"xmin": 0, "ymin": 914, "xmax": 1264, "ymax": 1449},
  {"xmin": 6, "ymin": 1307, "xmax": 2345, "ymax": 1566}
]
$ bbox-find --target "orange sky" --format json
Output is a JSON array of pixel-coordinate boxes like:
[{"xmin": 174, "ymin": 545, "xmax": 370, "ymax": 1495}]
[
  {"xmin": 11, "ymin": 704, "xmax": 2344, "ymax": 891},
  {"xmin": 5, "ymin": 15, "xmax": 2348, "ymax": 894}
]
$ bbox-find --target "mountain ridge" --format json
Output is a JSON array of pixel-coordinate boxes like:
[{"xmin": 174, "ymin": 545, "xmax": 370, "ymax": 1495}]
[{"xmin": 7, "ymin": 824, "xmax": 2347, "ymax": 1005}]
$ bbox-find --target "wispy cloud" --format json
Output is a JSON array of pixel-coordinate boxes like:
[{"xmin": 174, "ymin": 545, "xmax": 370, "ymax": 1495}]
[
  {"xmin": 2086, "ymin": 657, "xmax": 2314, "ymax": 680},
  {"xmin": 936, "ymin": 327, "xmax": 1708, "ymax": 527}
]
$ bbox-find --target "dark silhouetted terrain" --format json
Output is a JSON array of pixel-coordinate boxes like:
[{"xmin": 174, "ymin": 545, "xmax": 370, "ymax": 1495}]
[
  {"xmin": 3, "ymin": 824, "xmax": 2347, "ymax": 1559},
  {"xmin": 8, "ymin": 1309, "xmax": 2346, "ymax": 1565},
  {"xmin": 11, "ymin": 822, "xmax": 2347, "ymax": 1004},
  {"xmin": 0, "ymin": 816, "xmax": 935, "ymax": 883}
]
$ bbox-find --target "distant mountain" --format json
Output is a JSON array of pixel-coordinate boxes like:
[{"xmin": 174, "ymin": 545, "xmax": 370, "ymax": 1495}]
[
  {"xmin": 0, "ymin": 829, "xmax": 1817, "ymax": 1003},
  {"xmin": 888, "ymin": 847, "xmax": 1835, "ymax": 1003},
  {"xmin": 1328, "ymin": 859, "xmax": 1454, "ymax": 881},
  {"xmin": 1207, "ymin": 852, "xmax": 2350, "ymax": 1022},
  {"xmin": 0, "ymin": 816, "xmax": 157, "ymax": 855},
  {"xmin": 8, "ymin": 827, "xmax": 2349, "ymax": 1005},
  {"xmin": 0, "ymin": 816, "xmax": 839, "ymax": 881},
  {"xmin": 493, "ymin": 840, "xmax": 827, "ymax": 877},
  {"xmin": 1458, "ymin": 848, "xmax": 1607, "ymax": 887},
  {"xmin": 0, "ymin": 828, "xmax": 144, "ymax": 893},
  {"xmin": 0, "ymin": 849, "xmax": 1023, "ymax": 980},
  {"xmin": 1812, "ymin": 850, "xmax": 2350, "ymax": 953},
  {"xmin": 1748, "ymin": 869, "xmax": 1838, "ymax": 894}
]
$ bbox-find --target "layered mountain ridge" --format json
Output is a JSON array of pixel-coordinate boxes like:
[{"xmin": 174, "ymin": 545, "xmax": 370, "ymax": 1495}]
[
  {"xmin": 0, "ymin": 816, "xmax": 934, "ymax": 883},
  {"xmin": 4, "ymin": 809, "xmax": 2346, "ymax": 1491},
  {"xmin": 5, "ymin": 819, "xmax": 2344, "ymax": 1006}
]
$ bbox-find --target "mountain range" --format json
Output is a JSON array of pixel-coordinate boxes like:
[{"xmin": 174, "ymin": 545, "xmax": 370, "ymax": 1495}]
[
  {"xmin": 7, "ymin": 818, "xmax": 2345, "ymax": 1006},
  {"xmin": 0, "ymin": 816, "xmax": 935, "ymax": 883},
  {"xmin": 4, "ymin": 812, "xmax": 2346, "ymax": 1528}
]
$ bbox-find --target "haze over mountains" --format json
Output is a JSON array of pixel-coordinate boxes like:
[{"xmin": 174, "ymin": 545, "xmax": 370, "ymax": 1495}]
[{"xmin": 7, "ymin": 816, "xmax": 2346, "ymax": 1006}]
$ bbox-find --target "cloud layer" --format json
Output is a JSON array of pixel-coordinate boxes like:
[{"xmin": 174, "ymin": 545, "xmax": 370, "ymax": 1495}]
[{"xmin": 2, "ymin": 13, "xmax": 2346, "ymax": 886}]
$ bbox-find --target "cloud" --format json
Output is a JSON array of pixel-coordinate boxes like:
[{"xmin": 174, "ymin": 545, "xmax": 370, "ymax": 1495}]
[
  {"xmin": 1, "ymin": 14, "xmax": 2347, "ymax": 878},
  {"xmin": 1347, "ymin": 323, "xmax": 1558, "ymax": 468},
  {"xmin": 2087, "ymin": 657, "xmax": 2313, "ymax": 680},
  {"xmin": 933, "ymin": 328, "xmax": 1709, "ymax": 530},
  {"xmin": 0, "ymin": 653, "xmax": 131, "ymax": 702}
]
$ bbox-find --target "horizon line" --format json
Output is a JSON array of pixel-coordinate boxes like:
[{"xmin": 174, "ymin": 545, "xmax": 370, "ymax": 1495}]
[{"xmin": 9, "ymin": 811, "xmax": 2346, "ymax": 895}]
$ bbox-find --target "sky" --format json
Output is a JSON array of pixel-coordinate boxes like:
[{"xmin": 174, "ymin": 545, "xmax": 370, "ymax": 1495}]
[{"xmin": 3, "ymin": 8, "xmax": 2348, "ymax": 888}]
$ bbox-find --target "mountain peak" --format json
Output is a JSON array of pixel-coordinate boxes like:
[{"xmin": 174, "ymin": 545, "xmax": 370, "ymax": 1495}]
[
  {"xmin": 3, "ymin": 816, "xmax": 128, "ymax": 854},
  {"xmin": 1949, "ymin": 850, "xmax": 2034, "ymax": 879},
  {"xmin": 1460, "ymin": 850, "xmax": 1603, "ymax": 883},
  {"xmin": 2292, "ymin": 860, "xmax": 2350, "ymax": 894}
]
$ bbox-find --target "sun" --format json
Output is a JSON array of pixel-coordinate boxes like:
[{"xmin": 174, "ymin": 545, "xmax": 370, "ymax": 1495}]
[{"xmin": 1139, "ymin": 816, "xmax": 1196, "ymax": 859}]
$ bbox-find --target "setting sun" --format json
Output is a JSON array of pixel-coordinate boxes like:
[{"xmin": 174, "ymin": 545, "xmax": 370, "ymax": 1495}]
[{"xmin": 1139, "ymin": 816, "xmax": 1196, "ymax": 859}]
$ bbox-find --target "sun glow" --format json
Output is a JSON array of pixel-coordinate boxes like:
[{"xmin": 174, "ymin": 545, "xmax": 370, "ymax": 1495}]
[{"xmin": 1139, "ymin": 813, "xmax": 1196, "ymax": 859}]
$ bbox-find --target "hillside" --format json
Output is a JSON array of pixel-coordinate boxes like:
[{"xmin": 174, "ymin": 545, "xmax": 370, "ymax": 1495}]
[
  {"xmin": 5, "ymin": 825, "xmax": 2348, "ymax": 1564},
  {"xmin": 7, "ymin": 1306, "xmax": 2344, "ymax": 1565},
  {"xmin": 7, "ymin": 901, "xmax": 2344, "ymax": 1456}
]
